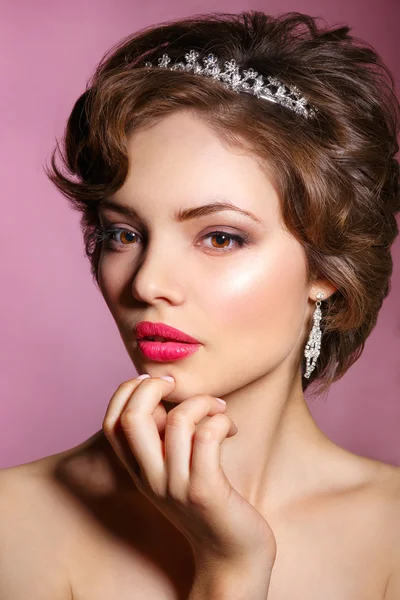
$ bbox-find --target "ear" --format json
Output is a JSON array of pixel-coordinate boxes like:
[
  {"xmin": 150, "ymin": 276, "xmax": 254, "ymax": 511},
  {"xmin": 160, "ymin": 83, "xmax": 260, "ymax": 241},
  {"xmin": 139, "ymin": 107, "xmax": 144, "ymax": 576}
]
[{"xmin": 308, "ymin": 279, "xmax": 337, "ymax": 302}]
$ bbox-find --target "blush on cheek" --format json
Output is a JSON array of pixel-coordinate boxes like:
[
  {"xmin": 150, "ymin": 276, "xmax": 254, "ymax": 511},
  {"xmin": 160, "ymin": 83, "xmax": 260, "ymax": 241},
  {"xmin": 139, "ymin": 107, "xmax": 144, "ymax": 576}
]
[{"xmin": 205, "ymin": 237, "xmax": 308, "ymax": 359}]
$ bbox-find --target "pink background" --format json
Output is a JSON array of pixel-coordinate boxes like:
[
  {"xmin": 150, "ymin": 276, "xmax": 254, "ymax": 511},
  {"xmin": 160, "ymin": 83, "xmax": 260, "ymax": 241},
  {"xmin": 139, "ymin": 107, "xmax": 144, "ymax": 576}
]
[{"xmin": 1, "ymin": 0, "xmax": 399, "ymax": 469}]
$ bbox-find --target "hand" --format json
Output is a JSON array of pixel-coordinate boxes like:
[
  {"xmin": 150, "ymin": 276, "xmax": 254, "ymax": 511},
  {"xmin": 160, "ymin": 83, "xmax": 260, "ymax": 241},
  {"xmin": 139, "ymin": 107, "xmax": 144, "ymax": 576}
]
[{"xmin": 102, "ymin": 374, "xmax": 277, "ymax": 569}]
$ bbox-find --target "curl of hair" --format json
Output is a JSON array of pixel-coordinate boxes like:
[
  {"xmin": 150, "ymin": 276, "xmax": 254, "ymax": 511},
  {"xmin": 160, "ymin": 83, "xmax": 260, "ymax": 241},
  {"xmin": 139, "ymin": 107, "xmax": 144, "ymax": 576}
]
[{"xmin": 44, "ymin": 10, "xmax": 400, "ymax": 397}]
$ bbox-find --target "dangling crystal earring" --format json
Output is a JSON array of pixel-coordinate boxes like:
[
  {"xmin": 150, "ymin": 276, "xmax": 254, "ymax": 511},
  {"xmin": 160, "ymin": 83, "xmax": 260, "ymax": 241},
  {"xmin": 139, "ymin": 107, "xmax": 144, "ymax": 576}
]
[{"xmin": 303, "ymin": 292, "xmax": 325, "ymax": 379}]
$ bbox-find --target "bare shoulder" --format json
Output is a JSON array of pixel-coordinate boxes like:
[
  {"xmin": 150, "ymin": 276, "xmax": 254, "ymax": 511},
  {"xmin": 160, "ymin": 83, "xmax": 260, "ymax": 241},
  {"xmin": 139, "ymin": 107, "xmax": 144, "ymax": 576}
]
[
  {"xmin": 0, "ymin": 441, "xmax": 195, "ymax": 600},
  {"xmin": 374, "ymin": 461, "xmax": 400, "ymax": 595},
  {"xmin": 369, "ymin": 459, "xmax": 400, "ymax": 511},
  {"xmin": 366, "ymin": 460, "xmax": 400, "ymax": 599},
  {"xmin": 0, "ymin": 458, "xmax": 75, "ymax": 599},
  {"xmin": 355, "ymin": 457, "xmax": 400, "ymax": 520}
]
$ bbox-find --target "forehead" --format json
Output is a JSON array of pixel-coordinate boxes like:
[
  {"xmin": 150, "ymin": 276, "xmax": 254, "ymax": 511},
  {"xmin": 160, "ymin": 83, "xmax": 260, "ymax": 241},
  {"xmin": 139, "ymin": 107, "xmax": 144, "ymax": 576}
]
[{"xmin": 117, "ymin": 111, "xmax": 281, "ymax": 224}]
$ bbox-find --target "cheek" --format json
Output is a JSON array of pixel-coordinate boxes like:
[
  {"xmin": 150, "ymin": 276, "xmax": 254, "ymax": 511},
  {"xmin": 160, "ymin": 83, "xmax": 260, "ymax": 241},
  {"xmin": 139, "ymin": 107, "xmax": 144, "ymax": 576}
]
[
  {"xmin": 97, "ymin": 255, "xmax": 125, "ymax": 314},
  {"xmin": 201, "ymin": 236, "xmax": 309, "ymax": 355}
]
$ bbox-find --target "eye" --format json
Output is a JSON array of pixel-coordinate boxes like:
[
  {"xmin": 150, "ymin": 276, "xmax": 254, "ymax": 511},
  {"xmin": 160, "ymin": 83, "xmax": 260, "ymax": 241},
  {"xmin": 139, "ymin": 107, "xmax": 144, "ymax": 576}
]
[
  {"xmin": 94, "ymin": 226, "xmax": 251, "ymax": 252},
  {"xmin": 94, "ymin": 226, "xmax": 140, "ymax": 248},
  {"xmin": 201, "ymin": 231, "xmax": 249, "ymax": 251}
]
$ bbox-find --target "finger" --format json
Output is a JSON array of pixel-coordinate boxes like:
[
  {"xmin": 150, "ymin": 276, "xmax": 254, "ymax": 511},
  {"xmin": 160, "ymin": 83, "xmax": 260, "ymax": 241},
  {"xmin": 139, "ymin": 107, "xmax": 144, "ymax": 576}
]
[
  {"xmin": 164, "ymin": 396, "xmax": 233, "ymax": 502},
  {"xmin": 189, "ymin": 412, "xmax": 237, "ymax": 504},
  {"xmin": 102, "ymin": 377, "xmax": 151, "ymax": 471},
  {"xmin": 118, "ymin": 377, "xmax": 175, "ymax": 495},
  {"xmin": 116, "ymin": 400, "xmax": 168, "ymax": 477},
  {"xmin": 102, "ymin": 376, "xmax": 168, "ymax": 480}
]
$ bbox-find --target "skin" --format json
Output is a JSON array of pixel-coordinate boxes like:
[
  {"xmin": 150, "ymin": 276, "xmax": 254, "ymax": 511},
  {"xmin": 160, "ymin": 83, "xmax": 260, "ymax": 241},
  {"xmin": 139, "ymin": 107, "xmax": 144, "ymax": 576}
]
[{"xmin": 97, "ymin": 108, "xmax": 339, "ymax": 518}]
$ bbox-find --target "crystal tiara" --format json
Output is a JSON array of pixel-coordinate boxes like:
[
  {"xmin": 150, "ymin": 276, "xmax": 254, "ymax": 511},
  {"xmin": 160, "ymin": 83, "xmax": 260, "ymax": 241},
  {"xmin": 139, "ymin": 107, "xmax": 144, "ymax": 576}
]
[{"xmin": 143, "ymin": 49, "xmax": 318, "ymax": 120}]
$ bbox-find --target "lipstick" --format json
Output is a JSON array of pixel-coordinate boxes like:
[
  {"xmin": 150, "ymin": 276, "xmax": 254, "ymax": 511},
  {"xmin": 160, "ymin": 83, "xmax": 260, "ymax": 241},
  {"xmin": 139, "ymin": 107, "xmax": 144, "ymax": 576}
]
[{"xmin": 135, "ymin": 321, "xmax": 201, "ymax": 362}]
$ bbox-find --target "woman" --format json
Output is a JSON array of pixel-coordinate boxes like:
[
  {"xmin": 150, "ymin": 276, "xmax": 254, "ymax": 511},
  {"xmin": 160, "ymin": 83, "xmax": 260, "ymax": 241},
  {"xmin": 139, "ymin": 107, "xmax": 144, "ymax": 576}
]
[{"xmin": 1, "ymin": 10, "xmax": 399, "ymax": 599}]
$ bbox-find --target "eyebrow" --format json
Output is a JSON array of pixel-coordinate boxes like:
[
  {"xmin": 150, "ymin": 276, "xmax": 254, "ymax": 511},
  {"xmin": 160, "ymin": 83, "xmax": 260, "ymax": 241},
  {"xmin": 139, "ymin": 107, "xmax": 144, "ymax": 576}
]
[{"xmin": 98, "ymin": 198, "xmax": 263, "ymax": 225}]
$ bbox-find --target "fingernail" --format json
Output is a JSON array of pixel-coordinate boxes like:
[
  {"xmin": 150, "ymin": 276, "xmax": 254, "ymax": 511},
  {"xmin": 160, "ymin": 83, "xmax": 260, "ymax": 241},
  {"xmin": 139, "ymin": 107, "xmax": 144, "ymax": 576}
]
[
  {"xmin": 136, "ymin": 373, "xmax": 150, "ymax": 380},
  {"xmin": 160, "ymin": 376, "xmax": 175, "ymax": 382},
  {"xmin": 215, "ymin": 397, "xmax": 226, "ymax": 404}
]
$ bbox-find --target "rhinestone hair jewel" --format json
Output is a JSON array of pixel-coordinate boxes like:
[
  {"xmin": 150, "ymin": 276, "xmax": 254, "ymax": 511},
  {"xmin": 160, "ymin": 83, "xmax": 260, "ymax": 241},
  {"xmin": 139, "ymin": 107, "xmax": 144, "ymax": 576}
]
[{"xmin": 143, "ymin": 49, "xmax": 318, "ymax": 120}]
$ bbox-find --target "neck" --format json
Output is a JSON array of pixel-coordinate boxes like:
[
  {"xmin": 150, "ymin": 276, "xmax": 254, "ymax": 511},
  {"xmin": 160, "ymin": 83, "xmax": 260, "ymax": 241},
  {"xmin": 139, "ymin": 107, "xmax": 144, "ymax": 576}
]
[{"xmin": 208, "ymin": 364, "xmax": 341, "ymax": 516}]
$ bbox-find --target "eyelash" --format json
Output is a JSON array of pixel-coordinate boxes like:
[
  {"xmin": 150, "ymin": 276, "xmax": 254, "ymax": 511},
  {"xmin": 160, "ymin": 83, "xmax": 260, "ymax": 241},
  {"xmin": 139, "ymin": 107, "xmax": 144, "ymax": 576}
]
[{"xmin": 93, "ymin": 225, "xmax": 251, "ymax": 252}]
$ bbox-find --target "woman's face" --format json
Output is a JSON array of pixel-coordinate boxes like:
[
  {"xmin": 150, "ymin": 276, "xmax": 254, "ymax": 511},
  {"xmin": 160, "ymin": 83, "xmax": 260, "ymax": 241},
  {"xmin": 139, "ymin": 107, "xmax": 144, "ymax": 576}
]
[{"xmin": 97, "ymin": 110, "xmax": 312, "ymax": 402}]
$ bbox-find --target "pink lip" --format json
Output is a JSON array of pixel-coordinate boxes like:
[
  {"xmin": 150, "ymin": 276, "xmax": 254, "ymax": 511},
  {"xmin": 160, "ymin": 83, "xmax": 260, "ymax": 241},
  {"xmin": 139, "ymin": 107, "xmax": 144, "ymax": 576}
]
[
  {"xmin": 134, "ymin": 321, "xmax": 200, "ymax": 344},
  {"xmin": 137, "ymin": 340, "xmax": 201, "ymax": 362}
]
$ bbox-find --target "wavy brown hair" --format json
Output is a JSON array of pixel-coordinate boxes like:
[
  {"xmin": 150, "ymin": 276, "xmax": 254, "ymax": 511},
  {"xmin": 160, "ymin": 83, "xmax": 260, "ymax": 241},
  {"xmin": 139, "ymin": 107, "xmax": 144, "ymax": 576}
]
[{"xmin": 44, "ymin": 11, "xmax": 400, "ymax": 397}]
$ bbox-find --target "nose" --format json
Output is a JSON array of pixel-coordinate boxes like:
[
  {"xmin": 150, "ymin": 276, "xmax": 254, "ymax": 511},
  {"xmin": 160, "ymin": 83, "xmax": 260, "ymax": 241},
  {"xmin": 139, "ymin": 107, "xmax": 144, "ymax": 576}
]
[{"xmin": 130, "ymin": 234, "xmax": 186, "ymax": 305}]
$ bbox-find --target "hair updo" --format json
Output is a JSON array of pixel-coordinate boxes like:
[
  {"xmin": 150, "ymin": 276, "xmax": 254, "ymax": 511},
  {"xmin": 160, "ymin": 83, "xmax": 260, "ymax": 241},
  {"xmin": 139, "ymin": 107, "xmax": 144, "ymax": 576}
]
[{"xmin": 45, "ymin": 10, "xmax": 400, "ymax": 396}]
